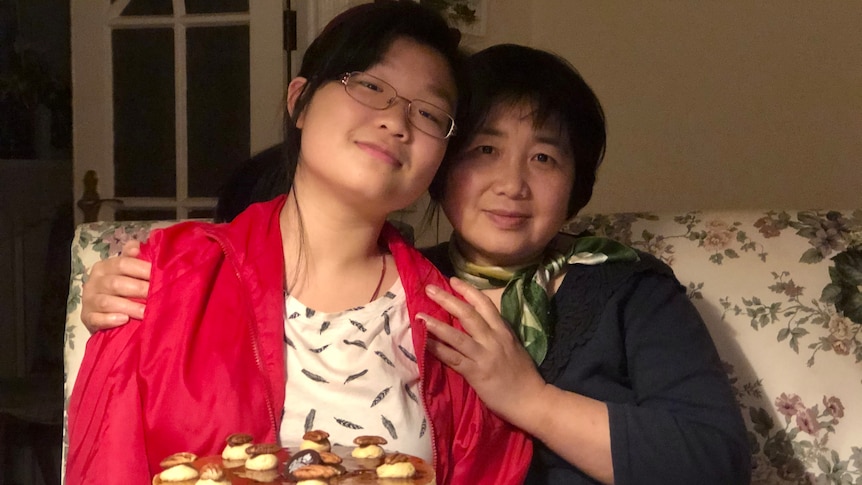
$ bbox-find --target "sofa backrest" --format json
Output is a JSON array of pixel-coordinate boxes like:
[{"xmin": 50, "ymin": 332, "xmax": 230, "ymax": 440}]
[
  {"xmin": 63, "ymin": 210, "xmax": 862, "ymax": 483},
  {"xmin": 564, "ymin": 209, "xmax": 862, "ymax": 484}
]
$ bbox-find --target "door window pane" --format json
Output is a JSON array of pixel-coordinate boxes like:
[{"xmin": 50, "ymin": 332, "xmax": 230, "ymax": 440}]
[
  {"xmin": 112, "ymin": 28, "xmax": 176, "ymax": 197},
  {"xmin": 120, "ymin": 0, "xmax": 173, "ymax": 16},
  {"xmin": 185, "ymin": 0, "xmax": 248, "ymax": 14},
  {"xmin": 115, "ymin": 209, "xmax": 177, "ymax": 221},
  {"xmin": 187, "ymin": 25, "xmax": 250, "ymax": 198},
  {"xmin": 188, "ymin": 208, "xmax": 215, "ymax": 220}
]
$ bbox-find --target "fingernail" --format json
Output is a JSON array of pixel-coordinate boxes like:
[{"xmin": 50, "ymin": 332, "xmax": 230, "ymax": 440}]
[
  {"xmin": 425, "ymin": 285, "xmax": 440, "ymax": 296},
  {"xmin": 417, "ymin": 312, "xmax": 434, "ymax": 324}
]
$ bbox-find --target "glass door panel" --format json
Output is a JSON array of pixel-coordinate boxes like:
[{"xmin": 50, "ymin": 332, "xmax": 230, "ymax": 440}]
[
  {"xmin": 187, "ymin": 25, "xmax": 250, "ymax": 198},
  {"xmin": 72, "ymin": 1, "xmax": 285, "ymax": 223},
  {"xmin": 185, "ymin": 0, "xmax": 249, "ymax": 15},
  {"xmin": 112, "ymin": 28, "xmax": 176, "ymax": 197},
  {"xmin": 120, "ymin": 0, "xmax": 174, "ymax": 16}
]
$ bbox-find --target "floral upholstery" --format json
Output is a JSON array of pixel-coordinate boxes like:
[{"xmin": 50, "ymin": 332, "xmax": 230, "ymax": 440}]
[
  {"xmin": 62, "ymin": 211, "xmax": 862, "ymax": 484},
  {"xmin": 62, "ymin": 219, "xmax": 182, "ymax": 484},
  {"xmin": 564, "ymin": 210, "xmax": 862, "ymax": 485}
]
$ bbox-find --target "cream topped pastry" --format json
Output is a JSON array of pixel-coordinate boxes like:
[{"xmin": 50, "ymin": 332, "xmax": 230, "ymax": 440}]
[
  {"xmin": 156, "ymin": 452, "xmax": 199, "ymax": 483},
  {"xmin": 376, "ymin": 453, "xmax": 417, "ymax": 479},
  {"xmin": 351, "ymin": 435, "xmax": 387, "ymax": 459},
  {"xmin": 299, "ymin": 430, "xmax": 332, "ymax": 452},
  {"xmin": 244, "ymin": 443, "xmax": 281, "ymax": 471},
  {"xmin": 194, "ymin": 463, "xmax": 228, "ymax": 485},
  {"xmin": 220, "ymin": 433, "xmax": 253, "ymax": 462},
  {"xmin": 291, "ymin": 464, "xmax": 340, "ymax": 485}
]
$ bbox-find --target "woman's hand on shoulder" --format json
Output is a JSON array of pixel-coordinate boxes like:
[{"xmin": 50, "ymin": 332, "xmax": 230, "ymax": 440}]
[
  {"xmin": 81, "ymin": 240, "xmax": 152, "ymax": 333},
  {"xmin": 420, "ymin": 278, "xmax": 547, "ymax": 429}
]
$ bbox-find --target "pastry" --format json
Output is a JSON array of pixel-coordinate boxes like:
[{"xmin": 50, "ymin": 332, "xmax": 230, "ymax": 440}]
[
  {"xmin": 350, "ymin": 435, "xmax": 387, "ymax": 459},
  {"xmin": 376, "ymin": 453, "xmax": 417, "ymax": 479},
  {"xmin": 194, "ymin": 463, "xmax": 229, "ymax": 485},
  {"xmin": 299, "ymin": 429, "xmax": 332, "ymax": 453},
  {"xmin": 152, "ymin": 452, "xmax": 199, "ymax": 485},
  {"xmin": 220, "ymin": 433, "xmax": 253, "ymax": 467},
  {"xmin": 152, "ymin": 433, "xmax": 435, "ymax": 484},
  {"xmin": 241, "ymin": 443, "xmax": 281, "ymax": 482}
]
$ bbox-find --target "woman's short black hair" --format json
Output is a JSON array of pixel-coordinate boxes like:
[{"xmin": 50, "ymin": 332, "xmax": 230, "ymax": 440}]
[
  {"xmin": 283, "ymin": 0, "xmax": 464, "ymax": 191},
  {"xmin": 429, "ymin": 44, "xmax": 606, "ymax": 218}
]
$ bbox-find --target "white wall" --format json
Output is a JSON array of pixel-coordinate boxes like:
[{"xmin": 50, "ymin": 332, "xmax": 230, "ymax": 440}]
[{"xmin": 480, "ymin": 0, "xmax": 861, "ymax": 214}]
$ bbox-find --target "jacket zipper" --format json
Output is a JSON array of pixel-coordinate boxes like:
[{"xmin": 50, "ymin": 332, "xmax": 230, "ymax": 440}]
[
  {"xmin": 418, "ymin": 318, "xmax": 440, "ymax": 476},
  {"xmin": 211, "ymin": 231, "xmax": 279, "ymax": 439}
]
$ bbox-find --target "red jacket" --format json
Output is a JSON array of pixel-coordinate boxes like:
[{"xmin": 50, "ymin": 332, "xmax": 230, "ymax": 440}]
[{"xmin": 66, "ymin": 196, "xmax": 531, "ymax": 485}]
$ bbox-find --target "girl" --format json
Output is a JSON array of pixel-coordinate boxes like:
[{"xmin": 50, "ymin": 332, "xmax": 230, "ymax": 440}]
[{"xmin": 65, "ymin": 3, "xmax": 531, "ymax": 484}]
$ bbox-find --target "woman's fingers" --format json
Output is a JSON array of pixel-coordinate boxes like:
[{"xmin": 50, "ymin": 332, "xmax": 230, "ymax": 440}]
[
  {"xmin": 424, "ymin": 282, "xmax": 497, "ymax": 339},
  {"xmin": 448, "ymin": 277, "xmax": 504, "ymax": 321},
  {"xmin": 81, "ymin": 248, "xmax": 152, "ymax": 332},
  {"xmin": 420, "ymin": 312, "xmax": 479, "ymax": 358},
  {"xmin": 121, "ymin": 239, "xmax": 142, "ymax": 257}
]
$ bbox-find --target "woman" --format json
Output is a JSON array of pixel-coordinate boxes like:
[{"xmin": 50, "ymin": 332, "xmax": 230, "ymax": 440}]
[
  {"xmin": 65, "ymin": 3, "xmax": 531, "ymax": 484},
  {"xmin": 421, "ymin": 44, "xmax": 751, "ymax": 484}
]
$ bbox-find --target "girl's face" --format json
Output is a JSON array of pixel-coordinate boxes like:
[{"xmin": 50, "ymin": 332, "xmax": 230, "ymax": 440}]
[
  {"xmin": 288, "ymin": 37, "xmax": 457, "ymax": 217},
  {"xmin": 442, "ymin": 102, "xmax": 575, "ymax": 267}
]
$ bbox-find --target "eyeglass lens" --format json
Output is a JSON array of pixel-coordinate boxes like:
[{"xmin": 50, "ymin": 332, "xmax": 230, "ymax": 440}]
[{"xmin": 342, "ymin": 72, "xmax": 454, "ymax": 139}]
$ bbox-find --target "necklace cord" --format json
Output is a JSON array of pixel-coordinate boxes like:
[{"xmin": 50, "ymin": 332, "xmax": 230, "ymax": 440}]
[{"xmin": 368, "ymin": 253, "xmax": 387, "ymax": 302}]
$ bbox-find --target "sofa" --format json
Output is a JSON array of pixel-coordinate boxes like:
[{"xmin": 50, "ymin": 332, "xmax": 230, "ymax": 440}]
[{"xmin": 63, "ymin": 209, "xmax": 862, "ymax": 484}]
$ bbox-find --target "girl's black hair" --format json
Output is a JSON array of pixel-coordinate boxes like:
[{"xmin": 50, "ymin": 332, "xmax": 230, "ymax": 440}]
[
  {"xmin": 429, "ymin": 44, "xmax": 606, "ymax": 218},
  {"xmin": 214, "ymin": 1, "xmax": 463, "ymax": 223},
  {"xmin": 284, "ymin": 0, "xmax": 464, "ymax": 192}
]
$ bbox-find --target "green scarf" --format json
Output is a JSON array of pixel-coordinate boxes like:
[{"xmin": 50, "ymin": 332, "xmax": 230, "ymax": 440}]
[{"xmin": 449, "ymin": 235, "xmax": 639, "ymax": 364}]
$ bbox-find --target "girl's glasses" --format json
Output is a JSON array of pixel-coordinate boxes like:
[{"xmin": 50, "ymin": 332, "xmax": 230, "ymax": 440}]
[{"xmin": 341, "ymin": 71, "xmax": 456, "ymax": 139}]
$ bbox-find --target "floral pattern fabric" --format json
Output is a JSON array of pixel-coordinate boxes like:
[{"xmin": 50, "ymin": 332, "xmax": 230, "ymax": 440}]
[
  {"xmin": 565, "ymin": 210, "xmax": 862, "ymax": 485},
  {"xmin": 62, "ymin": 220, "xmax": 179, "ymax": 484}
]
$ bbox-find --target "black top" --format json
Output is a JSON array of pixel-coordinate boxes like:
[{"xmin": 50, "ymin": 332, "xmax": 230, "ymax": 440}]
[{"xmin": 422, "ymin": 242, "xmax": 751, "ymax": 485}]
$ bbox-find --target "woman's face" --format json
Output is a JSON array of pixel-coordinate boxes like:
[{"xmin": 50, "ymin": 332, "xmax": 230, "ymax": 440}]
[
  {"xmin": 442, "ymin": 102, "xmax": 575, "ymax": 267},
  {"xmin": 288, "ymin": 37, "xmax": 457, "ymax": 217}
]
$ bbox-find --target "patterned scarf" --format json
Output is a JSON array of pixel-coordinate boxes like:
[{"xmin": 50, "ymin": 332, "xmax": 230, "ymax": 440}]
[{"xmin": 449, "ymin": 235, "xmax": 639, "ymax": 364}]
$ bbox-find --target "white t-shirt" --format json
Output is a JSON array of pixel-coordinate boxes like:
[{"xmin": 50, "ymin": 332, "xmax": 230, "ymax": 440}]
[{"xmin": 279, "ymin": 279, "xmax": 433, "ymax": 461}]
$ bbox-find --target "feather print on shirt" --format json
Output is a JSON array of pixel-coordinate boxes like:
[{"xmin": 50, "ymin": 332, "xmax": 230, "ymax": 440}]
[
  {"xmin": 375, "ymin": 351, "xmax": 394, "ymax": 367},
  {"xmin": 370, "ymin": 387, "xmax": 391, "ymax": 408},
  {"xmin": 350, "ymin": 319, "xmax": 368, "ymax": 332},
  {"xmin": 344, "ymin": 370, "xmax": 368, "ymax": 384},
  {"xmin": 343, "ymin": 339, "xmax": 367, "ymax": 350},
  {"xmin": 335, "ymin": 417, "xmax": 363, "ymax": 430},
  {"xmin": 404, "ymin": 383, "xmax": 418, "ymax": 404},
  {"xmin": 398, "ymin": 345, "xmax": 416, "ymax": 363},
  {"xmin": 301, "ymin": 369, "xmax": 328, "ymax": 383},
  {"xmin": 304, "ymin": 409, "xmax": 316, "ymax": 432},
  {"xmin": 282, "ymin": 283, "xmax": 428, "ymax": 457},
  {"xmin": 381, "ymin": 415, "xmax": 398, "ymax": 439}
]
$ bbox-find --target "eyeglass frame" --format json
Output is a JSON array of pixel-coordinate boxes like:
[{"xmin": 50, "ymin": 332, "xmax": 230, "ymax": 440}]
[{"xmin": 339, "ymin": 71, "xmax": 457, "ymax": 140}]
